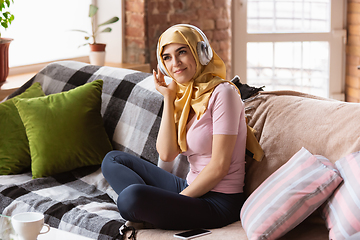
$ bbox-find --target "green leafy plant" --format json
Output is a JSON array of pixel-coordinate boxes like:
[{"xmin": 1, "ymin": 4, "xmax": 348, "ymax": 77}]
[
  {"xmin": 0, "ymin": 0, "xmax": 14, "ymax": 38},
  {"xmin": 72, "ymin": 4, "xmax": 119, "ymax": 46}
]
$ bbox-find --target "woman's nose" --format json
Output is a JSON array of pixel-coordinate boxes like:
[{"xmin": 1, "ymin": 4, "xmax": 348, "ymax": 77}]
[{"xmin": 173, "ymin": 56, "xmax": 181, "ymax": 66}]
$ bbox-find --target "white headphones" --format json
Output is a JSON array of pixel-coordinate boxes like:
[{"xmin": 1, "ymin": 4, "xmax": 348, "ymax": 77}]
[{"xmin": 156, "ymin": 24, "xmax": 214, "ymax": 76}]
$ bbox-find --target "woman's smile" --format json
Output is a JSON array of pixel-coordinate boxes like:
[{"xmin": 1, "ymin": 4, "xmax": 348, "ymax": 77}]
[{"xmin": 174, "ymin": 67, "xmax": 187, "ymax": 74}]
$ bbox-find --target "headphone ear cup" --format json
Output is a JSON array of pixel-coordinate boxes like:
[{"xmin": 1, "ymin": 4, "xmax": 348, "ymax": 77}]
[
  {"xmin": 156, "ymin": 42, "xmax": 169, "ymax": 76},
  {"xmin": 197, "ymin": 41, "xmax": 212, "ymax": 65},
  {"xmin": 158, "ymin": 62, "xmax": 168, "ymax": 76},
  {"xmin": 156, "ymin": 57, "xmax": 169, "ymax": 76}
]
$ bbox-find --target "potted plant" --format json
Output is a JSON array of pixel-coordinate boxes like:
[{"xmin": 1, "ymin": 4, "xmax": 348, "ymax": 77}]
[
  {"xmin": 72, "ymin": 4, "xmax": 119, "ymax": 66},
  {"xmin": 0, "ymin": 0, "xmax": 14, "ymax": 83}
]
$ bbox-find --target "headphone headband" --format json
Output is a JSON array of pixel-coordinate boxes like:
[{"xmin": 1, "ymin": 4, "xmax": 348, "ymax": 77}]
[{"xmin": 175, "ymin": 24, "xmax": 211, "ymax": 50}]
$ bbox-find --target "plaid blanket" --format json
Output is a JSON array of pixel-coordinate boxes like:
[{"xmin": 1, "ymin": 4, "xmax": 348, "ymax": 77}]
[
  {"xmin": 0, "ymin": 166, "xmax": 122, "ymax": 239},
  {"xmin": 1, "ymin": 61, "xmax": 165, "ymax": 239}
]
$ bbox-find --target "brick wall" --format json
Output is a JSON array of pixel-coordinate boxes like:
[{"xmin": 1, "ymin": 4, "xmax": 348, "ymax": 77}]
[
  {"xmin": 347, "ymin": 0, "xmax": 360, "ymax": 102},
  {"xmin": 124, "ymin": 0, "xmax": 232, "ymax": 79},
  {"xmin": 124, "ymin": 0, "xmax": 147, "ymax": 64}
]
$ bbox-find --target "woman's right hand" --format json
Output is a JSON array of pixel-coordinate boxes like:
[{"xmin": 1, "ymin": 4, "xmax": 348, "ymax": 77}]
[{"xmin": 153, "ymin": 67, "xmax": 177, "ymax": 101}]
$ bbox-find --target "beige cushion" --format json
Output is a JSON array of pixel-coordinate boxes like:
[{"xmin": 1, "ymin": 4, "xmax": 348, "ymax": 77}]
[
  {"xmin": 244, "ymin": 90, "xmax": 360, "ymax": 196},
  {"xmin": 129, "ymin": 216, "xmax": 328, "ymax": 240},
  {"xmin": 130, "ymin": 222, "xmax": 247, "ymax": 240}
]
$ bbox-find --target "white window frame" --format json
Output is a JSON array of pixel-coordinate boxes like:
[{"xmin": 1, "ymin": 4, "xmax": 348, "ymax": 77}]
[{"xmin": 232, "ymin": 0, "xmax": 347, "ymax": 100}]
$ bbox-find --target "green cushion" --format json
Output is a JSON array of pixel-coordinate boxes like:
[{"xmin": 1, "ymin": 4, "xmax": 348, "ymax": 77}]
[
  {"xmin": 14, "ymin": 80, "xmax": 113, "ymax": 178},
  {"xmin": 0, "ymin": 82, "xmax": 45, "ymax": 175}
]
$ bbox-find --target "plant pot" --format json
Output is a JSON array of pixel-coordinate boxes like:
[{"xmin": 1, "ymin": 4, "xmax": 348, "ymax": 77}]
[
  {"xmin": 0, "ymin": 38, "xmax": 13, "ymax": 83},
  {"xmin": 89, "ymin": 43, "xmax": 106, "ymax": 66}
]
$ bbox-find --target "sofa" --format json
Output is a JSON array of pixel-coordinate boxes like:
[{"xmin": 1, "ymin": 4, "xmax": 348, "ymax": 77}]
[{"xmin": 1, "ymin": 60, "xmax": 360, "ymax": 240}]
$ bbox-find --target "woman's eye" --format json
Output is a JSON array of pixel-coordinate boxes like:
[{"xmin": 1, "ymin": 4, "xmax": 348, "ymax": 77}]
[
  {"xmin": 179, "ymin": 50, "xmax": 186, "ymax": 55},
  {"xmin": 163, "ymin": 56, "xmax": 170, "ymax": 61}
]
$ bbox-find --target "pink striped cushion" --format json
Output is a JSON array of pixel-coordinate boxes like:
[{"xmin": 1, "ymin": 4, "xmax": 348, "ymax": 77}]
[
  {"xmin": 321, "ymin": 151, "xmax": 360, "ymax": 240},
  {"xmin": 240, "ymin": 147, "xmax": 343, "ymax": 240}
]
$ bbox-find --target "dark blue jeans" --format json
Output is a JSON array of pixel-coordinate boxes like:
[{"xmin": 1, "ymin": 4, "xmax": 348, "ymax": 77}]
[{"xmin": 101, "ymin": 150, "xmax": 244, "ymax": 230}]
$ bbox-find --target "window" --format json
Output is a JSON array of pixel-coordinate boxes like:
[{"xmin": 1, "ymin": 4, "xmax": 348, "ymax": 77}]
[
  {"xmin": 247, "ymin": 41, "xmax": 329, "ymax": 97},
  {"xmin": 232, "ymin": 0, "xmax": 347, "ymax": 99},
  {"xmin": 6, "ymin": 0, "xmax": 92, "ymax": 67},
  {"xmin": 247, "ymin": 0, "xmax": 331, "ymax": 33}
]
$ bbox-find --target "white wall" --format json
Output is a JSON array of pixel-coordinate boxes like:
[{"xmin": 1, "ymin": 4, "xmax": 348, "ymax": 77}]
[{"xmin": 96, "ymin": 0, "xmax": 124, "ymax": 63}]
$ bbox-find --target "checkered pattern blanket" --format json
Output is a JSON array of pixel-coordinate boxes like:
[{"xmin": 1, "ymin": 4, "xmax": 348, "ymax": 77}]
[
  {"xmin": 1, "ymin": 61, "xmax": 165, "ymax": 239},
  {"xmin": 0, "ymin": 166, "xmax": 122, "ymax": 239}
]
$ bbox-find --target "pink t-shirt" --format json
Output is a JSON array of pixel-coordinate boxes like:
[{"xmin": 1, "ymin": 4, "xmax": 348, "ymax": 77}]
[{"xmin": 182, "ymin": 82, "xmax": 247, "ymax": 194}]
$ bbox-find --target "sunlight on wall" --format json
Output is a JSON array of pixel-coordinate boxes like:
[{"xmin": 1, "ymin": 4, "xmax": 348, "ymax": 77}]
[{"xmin": 5, "ymin": 0, "xmax": 92, "ymax": 67}]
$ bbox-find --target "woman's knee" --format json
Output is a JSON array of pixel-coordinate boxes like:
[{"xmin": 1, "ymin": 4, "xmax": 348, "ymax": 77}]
[
  {"xmin": 117, "ymin": 184, "xmax": 149, "ymax": 221},
  {"xmin": 101, "ymin": 150, "xmax": 129, "ymax": 176},
  {"xmin": 102, "ymin": 150, "xmax": 118, "ymax": 176}
]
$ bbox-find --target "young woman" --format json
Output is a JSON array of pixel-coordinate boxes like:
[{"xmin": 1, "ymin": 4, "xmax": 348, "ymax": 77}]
[{"xmin": 101, "ymin": 24, "xmax": 247, "ymax": 231}]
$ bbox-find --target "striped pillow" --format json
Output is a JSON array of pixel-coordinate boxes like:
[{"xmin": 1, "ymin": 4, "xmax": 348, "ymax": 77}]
[
  {"xmin": 240, "ymin": 147, "xmax": 343, "ymax": 240},
  {"xmin": 321, "ymin": 151, "xmax": 360, "ymax": 240}
]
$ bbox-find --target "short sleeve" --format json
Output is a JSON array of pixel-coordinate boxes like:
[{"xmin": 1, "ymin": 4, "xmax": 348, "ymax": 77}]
[{"xmin": 211, "ymin": 83, "xmax": 244, "ymax": 135}]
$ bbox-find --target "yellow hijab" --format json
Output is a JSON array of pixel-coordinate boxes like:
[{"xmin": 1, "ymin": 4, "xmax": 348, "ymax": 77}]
[{"xmin": 157, "ymin": 25, "xmax": 264, "ymax": 161}]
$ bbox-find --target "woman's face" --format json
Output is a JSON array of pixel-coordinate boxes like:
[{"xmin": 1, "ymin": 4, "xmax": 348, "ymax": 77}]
[{"xmin": 161, "ymin": 43, "xmax": 197, "ymax": 84}]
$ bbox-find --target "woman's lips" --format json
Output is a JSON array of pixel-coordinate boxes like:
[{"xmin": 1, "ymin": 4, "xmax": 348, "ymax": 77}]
[{"xmin": 174, "ymin": 68, "xmax": 186, "ymax": 74}]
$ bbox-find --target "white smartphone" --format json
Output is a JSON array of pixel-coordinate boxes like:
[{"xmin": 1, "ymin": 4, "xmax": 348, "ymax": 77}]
[{"xmin": 173, "ymin": 229, "xmax": 211, "ymax": 239}]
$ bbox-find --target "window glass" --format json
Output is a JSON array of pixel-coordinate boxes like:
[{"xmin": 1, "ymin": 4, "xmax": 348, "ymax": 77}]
[
  {"xmin": 247, "ymin": 0, "xmax": 331, "ymax": 33},
  {"xmin": 247, "ymin": 41, "xmax": 329, "ymax": 97}
]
